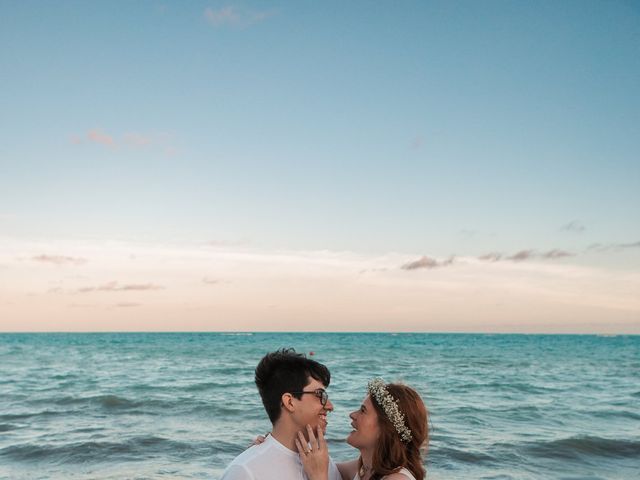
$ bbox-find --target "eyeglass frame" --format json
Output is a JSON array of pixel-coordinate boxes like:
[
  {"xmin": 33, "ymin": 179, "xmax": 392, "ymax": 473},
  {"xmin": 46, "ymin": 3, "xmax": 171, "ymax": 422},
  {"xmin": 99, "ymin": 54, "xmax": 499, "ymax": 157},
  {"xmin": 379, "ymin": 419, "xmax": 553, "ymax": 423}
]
[{"xmin": 289, "ymin": 388, "xmax": 329, "ymax": 406}]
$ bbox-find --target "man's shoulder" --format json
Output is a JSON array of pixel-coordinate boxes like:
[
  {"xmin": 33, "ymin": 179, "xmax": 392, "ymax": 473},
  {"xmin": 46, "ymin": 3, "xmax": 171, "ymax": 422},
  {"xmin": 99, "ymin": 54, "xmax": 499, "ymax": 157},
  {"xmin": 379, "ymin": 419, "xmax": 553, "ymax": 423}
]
[
  {"xmin": 225, "ymin": 444, "xmax": 270, "ymax": 467},
  {"xmin": 221, "ymin": 443, "xmax": 300, "ymax": 479},
  {"xmin": 220, "ymin": 463, "xmax": 253, "ymax": 480},
  {"xmin": 221, "ymin": 443, "xmax": 340, "ymax": 480},
  {"xmin": 220, "ymin": 445, "xmax": 269, "ymax": 480}
]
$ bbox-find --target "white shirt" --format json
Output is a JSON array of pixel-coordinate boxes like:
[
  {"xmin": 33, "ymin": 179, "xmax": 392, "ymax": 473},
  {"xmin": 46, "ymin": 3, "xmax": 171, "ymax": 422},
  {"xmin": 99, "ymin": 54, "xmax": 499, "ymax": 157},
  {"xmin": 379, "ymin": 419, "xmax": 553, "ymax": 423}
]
[{"xmin": 220, "ymin": 434, "xmax": 342, "ymax": 480}]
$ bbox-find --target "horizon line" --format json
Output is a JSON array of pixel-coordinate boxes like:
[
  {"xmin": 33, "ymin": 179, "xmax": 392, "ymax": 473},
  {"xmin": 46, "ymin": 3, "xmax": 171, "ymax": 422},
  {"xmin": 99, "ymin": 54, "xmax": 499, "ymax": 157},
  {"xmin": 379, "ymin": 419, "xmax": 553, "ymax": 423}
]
[{"xmin": 0, "ymin": 330, "xmax": 637, "ymax": 336}]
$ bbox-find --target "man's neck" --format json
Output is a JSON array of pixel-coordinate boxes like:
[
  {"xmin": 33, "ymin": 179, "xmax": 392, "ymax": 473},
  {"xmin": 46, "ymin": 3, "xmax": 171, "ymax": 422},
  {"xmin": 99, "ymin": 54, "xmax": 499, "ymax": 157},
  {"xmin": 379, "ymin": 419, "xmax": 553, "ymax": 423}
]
[{"xmin": 270, "ymin": 423, "xmax": 300, "ymax": 452}]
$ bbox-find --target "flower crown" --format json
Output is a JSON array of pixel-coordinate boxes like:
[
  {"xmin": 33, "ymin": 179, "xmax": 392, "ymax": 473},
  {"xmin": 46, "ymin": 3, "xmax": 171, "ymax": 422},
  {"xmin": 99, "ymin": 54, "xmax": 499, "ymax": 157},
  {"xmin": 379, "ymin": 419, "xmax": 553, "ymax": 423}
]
[{"xmin": 367, "ymin": 378, "xmax": 412, "ymax": 443}]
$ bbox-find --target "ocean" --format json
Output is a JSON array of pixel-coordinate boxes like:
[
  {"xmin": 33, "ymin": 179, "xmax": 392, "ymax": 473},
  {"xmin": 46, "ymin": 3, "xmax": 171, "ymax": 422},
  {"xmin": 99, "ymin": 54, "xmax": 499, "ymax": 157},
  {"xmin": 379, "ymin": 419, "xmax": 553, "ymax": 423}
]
[{"xmin": 0, "ymin": 333, "xmax": 638, "ymax": 479}]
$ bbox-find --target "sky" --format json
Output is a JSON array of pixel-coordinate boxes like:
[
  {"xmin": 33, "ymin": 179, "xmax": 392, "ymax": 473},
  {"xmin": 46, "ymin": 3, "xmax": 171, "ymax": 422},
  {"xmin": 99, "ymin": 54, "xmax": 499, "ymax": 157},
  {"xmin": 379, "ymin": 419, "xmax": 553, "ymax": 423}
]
[{"xmin": 1, "ymin": 1, "xmax": 639, "ymax": 333}]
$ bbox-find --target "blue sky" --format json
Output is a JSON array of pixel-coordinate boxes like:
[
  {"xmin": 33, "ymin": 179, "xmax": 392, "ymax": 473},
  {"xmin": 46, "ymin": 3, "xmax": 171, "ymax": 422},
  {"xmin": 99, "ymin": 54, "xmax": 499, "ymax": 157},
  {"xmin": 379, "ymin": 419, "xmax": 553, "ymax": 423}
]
[{"xmin": 1, "ymin": 2, "xmax": 638, "ymax": 332}]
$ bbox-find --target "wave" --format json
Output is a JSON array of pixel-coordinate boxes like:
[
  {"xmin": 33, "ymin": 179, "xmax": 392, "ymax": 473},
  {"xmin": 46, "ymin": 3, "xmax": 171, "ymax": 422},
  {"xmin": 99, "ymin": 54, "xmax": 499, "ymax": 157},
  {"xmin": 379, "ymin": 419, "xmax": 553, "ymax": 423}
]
[
  {"xmin": 189, "ymin": 404, "xmax": 248, "ymax": 417},
  {"xmin": 184, "ymin": 380, "xmax": 252, "ymax": 392},
  {"xmin": 447, "ymin": 404, "xmax": 544, "ymax": 422},
  {"xmin": 0, "ymin": 410, "xmax": 63, "ymax": 421},
  {"xmin": 434, "ymin": 446, "xmax": 497, "ymax": 464},
  {"xmin": 589, "ymin": 409, "xmax": 640, "ymax": 421},
  {"xmin": 26, "ymin": 393, "xmax": 254, "ymax": 418},
  {"xmin": 51, "ymin": 373, "xmax": 78, "ymax": 380},
  {"xmin": 45, "ymin": 394, "xmax": 187, "ymax": 412},
  {"xmin": 0, "ymin": 437, "xmax": 231, "ymax": 464},
  {"xmin": 52, "ymin": 394, "xmax": 141, "ymax": 410},
  {"xmin": 0, "ymin": 423, "xmax": 19, "ymax": 432},
  {"xmin": 522, "ymin": 436, "xmax": 640, "ymax": 459},
  {"xmin": 96, "ymin": 394, "xmax": 139, "ymax": 409},
  {"xmin": 472, "ymin": 382, "xmax": 560, "ymax": 395}
]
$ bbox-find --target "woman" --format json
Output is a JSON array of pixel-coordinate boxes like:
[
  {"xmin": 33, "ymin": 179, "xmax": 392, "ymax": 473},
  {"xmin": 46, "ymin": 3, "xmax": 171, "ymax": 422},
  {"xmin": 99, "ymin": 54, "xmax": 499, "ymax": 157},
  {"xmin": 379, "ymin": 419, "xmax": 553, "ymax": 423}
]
[{"xmin": 295, "ymin": 378, "xmax": 428, "ymax": 480}]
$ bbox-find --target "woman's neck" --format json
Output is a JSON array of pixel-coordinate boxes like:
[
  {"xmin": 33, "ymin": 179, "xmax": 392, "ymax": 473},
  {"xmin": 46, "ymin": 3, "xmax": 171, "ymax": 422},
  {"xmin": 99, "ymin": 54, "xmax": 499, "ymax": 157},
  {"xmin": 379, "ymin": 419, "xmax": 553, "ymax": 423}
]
[{"xmin": 359, "ymin": 448, "xmax": 374, "ymax": 479}]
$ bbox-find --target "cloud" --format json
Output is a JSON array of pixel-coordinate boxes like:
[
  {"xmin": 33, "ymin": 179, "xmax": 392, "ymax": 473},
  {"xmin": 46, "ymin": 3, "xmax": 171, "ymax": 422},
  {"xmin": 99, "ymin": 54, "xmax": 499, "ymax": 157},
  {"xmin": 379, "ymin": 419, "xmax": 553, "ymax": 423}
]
[
  {"xmin": 123, "ymin": 133, "xmax": 153, "ymax": 147},
  {"xmin": 411, "ymin": 135, "xmax": 424, "ymax": 150},
  {"xmin": 359, "ymin": 268, "xmax": 390, "ymax": 274},
  {"xmin": 73, "ymin": 130, "xmax": 176, "ymax": 156},
  {"xmin": 561, "ymin": 221, "xmax": 586, "ymax": 233},
  {"xmin": 204, "ymin": 6, "xmax": 271, "ymax": 27},
  {"xmin": 87, "ymin": 129, "xmax": 115, "ymax": 147},
  {"xmin": 115, "ymin": 302, "xmax": 141, "ymax": 308},
  {"xmin": 541, "ymin": 249, "xmax": 575, "ymax": 259},
  {"xmin": 506, "ymin": 250, "xmax": 536, "ymax": 261},
  {"xmin": 588, "ymin": 241, "xmax": 640, "ymax": 252},
  {"xmin": 402, "ymin": 256, "xmax": 438, "ymax": 270},
  {"xmin": 401, "ymin": 256, "xmax": 455, "ymax": 270},
  {"xmin": 164, "ymin": 146, "xmax": 178, "ymax": 157},
  {"xmin": 4, "ymin": 235, "xmax": 640, "ymax": 334},
  {"xmin": 76, "ymin": 281, "xmax": 164, "ymax": 293},
  {"xmin": 205, "ymin": 239, "xmax": 249, "ymax": 247},
  {"xmin": 204, "ymin": 6, "xmax": 238, "ymax": 25},
  {"xmin": 202, "ymin": 277, "xmax": 232, "ymax": 285},
  {"xmin": 479, "ymin": 249, "xmax": 575, "ymax": 262},
  {"xmin": 478, "ymin": 252, "xmax": 502, "ymax": 262},
  {"xmin": 31, "ymin": 255, "xmax": 87, "ymax": 266}
]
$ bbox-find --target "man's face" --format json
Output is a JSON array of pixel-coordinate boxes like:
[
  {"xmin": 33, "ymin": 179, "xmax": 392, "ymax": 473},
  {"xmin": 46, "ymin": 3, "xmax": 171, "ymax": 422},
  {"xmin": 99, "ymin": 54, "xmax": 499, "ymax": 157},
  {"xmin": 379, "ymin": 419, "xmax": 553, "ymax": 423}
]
[{"xmin": 292, "ymin": 377, "xmax": 334, "ymax": 433}]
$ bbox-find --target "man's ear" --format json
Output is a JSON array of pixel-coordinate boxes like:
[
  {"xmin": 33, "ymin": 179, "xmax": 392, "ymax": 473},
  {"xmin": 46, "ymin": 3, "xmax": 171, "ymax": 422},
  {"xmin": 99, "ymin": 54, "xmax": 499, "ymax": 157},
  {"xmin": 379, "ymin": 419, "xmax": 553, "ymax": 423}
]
[{"xmin": 281, "ymin": 393, "xmax": 295, "ymax": 413}]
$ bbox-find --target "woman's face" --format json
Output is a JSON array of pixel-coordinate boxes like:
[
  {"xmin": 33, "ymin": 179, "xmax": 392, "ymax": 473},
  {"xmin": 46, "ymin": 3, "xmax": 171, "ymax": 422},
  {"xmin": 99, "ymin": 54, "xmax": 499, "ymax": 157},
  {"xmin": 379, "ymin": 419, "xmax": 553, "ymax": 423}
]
[{"xmin": 347, "ymin": 395, "xmax": 381, "ymax": 449}]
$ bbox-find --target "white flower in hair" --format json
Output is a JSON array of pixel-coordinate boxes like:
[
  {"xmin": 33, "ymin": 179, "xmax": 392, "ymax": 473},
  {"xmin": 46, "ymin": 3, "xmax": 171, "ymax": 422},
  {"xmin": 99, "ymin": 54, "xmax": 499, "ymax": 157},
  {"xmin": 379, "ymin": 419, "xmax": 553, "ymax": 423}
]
[{"xmin": 367, "ymin": 378, "xmax": 413, "ymax": 443}]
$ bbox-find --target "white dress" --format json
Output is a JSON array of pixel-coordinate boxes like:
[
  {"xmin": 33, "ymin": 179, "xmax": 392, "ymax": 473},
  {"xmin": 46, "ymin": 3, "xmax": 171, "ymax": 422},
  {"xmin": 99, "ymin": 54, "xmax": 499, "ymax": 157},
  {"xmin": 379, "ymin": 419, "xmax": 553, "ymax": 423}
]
[{"xmin": 352, "ymin": 467, "xmax": 417, "ymax": 480}]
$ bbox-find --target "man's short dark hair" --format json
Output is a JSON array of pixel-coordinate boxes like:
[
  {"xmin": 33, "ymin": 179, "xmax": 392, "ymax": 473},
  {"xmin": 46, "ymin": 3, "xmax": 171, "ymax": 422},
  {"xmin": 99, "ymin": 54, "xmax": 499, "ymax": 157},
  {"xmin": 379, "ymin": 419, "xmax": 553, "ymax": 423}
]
[{"xmin": 255, "ymin": 348, "xmax": 331, "ymax": 424}]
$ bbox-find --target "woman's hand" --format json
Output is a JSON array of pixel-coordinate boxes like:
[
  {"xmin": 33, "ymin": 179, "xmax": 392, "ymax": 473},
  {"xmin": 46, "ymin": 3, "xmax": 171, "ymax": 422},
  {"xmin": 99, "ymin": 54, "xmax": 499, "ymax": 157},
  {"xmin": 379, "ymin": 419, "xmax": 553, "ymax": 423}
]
[
  {"xmin": 247, "ymin": 432, "xmax": 270, "ymax": 449},
  {"xmin": 295, "ymin": 424, "xmax": 329, "ymax": 480}
]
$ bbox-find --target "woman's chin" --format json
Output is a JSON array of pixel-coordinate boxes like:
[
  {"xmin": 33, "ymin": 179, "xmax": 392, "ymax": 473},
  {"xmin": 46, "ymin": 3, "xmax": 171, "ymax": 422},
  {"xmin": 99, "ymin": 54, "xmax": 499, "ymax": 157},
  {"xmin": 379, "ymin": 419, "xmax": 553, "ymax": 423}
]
[{"xmin": 346, "ymin": 432, "xmax": 357, "ymax": 448}]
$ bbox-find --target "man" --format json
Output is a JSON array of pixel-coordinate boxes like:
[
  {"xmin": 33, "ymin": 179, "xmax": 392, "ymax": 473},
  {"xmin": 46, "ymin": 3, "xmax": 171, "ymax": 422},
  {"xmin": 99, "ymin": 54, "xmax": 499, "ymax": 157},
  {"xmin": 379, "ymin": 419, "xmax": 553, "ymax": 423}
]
[{"xmin": 220, "ymin": 348, "xmax": 341, "ymax": 480}]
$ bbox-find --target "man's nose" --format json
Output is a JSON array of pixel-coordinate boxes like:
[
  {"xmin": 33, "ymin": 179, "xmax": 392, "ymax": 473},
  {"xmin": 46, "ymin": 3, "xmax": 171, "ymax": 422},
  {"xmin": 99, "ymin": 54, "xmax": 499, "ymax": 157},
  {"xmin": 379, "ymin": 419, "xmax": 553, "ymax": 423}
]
[
  {"xmin": 349, "ymin": 411, "xmax": 356, "ymax": 420},
  {"xmin": 324, "ymin": 398, "xmax": 334, "ymax": 411}
]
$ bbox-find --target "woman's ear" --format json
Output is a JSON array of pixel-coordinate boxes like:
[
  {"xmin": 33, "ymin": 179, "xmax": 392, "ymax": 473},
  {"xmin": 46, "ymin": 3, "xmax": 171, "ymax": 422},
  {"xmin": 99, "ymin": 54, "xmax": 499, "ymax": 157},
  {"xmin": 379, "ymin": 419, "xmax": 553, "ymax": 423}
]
[{"xmin": 281, "ymin": 393, "xmax": 295, "ymax": 413}]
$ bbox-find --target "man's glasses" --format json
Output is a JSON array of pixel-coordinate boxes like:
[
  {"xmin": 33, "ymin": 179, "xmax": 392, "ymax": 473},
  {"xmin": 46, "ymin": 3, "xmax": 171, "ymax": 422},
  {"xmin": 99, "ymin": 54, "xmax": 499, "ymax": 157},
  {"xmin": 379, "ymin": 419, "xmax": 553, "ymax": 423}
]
[{"xmin": 290, "ymin": 388, "xmax": 329, "ymax": 406}]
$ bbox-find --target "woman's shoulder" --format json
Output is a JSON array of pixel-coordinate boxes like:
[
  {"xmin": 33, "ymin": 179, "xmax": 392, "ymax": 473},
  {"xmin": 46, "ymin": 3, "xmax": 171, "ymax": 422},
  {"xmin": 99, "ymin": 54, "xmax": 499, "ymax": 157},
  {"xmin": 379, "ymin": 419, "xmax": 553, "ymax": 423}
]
[{"xmin": 383, "ymin": 467, "xmax": 417, "ymax": 480}]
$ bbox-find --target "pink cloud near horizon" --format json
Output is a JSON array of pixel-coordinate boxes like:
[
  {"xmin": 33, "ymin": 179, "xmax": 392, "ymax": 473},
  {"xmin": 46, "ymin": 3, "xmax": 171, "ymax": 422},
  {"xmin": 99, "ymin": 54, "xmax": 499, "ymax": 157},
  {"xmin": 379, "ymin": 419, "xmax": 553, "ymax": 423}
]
[
  {"xmin": 401, "ymin": 255, "xmax": 455, "ymax": 270},
  {"xmin": 31, "ymin": 255, "xmax": 87, "ymax": 266},
  {"xmin": 204, "ymin": 6, "xmax": 271, "ymax": 27},
  {"xmin": 123, "ymin": 132, "xmax": 153, "ymax": 147},
  {"xmin": 479, "ymin": 249, "xmax": 575, "ymax": 262},
  {"xmin": 73, "ymin": 129, "xmax": 180, "ymax": 156},
  {"xmin": 87, "ymin": 129, "xmax": 115, "ymax": 147},
  {"xmin": 76, "ymin": 281, "xmax": 164, "ymax": 293}
]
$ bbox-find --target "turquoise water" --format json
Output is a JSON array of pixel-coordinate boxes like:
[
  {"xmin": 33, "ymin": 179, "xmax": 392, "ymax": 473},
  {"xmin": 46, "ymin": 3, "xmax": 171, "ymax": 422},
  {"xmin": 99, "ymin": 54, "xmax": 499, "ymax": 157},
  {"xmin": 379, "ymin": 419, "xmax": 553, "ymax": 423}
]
[{"xmin": 1, "ymin": 333, "xmax": 638, "ymax": 479}]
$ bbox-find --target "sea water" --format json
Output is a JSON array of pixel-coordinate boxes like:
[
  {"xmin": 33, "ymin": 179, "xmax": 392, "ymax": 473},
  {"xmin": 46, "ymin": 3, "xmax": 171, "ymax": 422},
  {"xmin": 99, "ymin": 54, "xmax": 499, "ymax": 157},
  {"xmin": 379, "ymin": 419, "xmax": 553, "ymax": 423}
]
[{"xmin": 0, "ymin": 333, "xmax": 638, "ymax": 479}]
